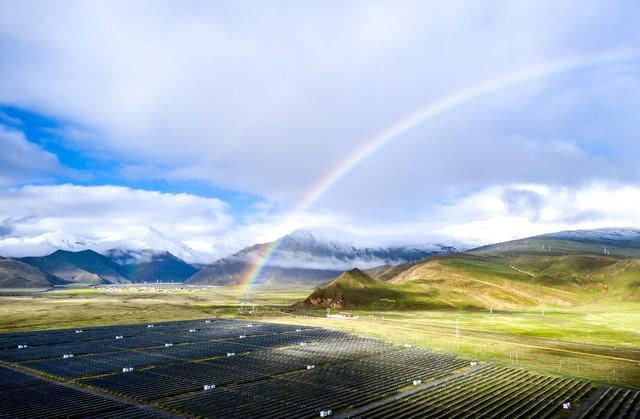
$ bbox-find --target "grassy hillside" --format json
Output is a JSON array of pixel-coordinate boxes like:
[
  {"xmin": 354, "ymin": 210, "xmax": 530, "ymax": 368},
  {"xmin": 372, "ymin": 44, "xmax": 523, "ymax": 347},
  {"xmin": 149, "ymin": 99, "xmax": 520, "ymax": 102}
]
[
  {"xmin": 388, "ymin": 254, "xmax": 593, "ymax": 309},
  {"xmin": 297, "ymin": 268, "xmax": 408, "ymax": 309},
  {"xmin": 298, "ymin": 252, "xmax": 640, "ymax": 310},
  {"xmin": 297, "ymin": 229, "xmax": 640, "ymax": 311},
  {"xmin": 365, "ymin": 263, "xmax": 413, "ymax": 281}
]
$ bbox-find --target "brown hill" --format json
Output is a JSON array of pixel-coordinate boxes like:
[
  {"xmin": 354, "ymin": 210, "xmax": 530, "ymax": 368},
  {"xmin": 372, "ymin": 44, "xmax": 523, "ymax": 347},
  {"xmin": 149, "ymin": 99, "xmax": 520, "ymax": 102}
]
[
  {"xmin": 0, "ymin": 257, "xmax": 51, "ymax": 288},
  {"xmin": 21, "ymin": 250, "xmax": 129, "ymax": 284}
]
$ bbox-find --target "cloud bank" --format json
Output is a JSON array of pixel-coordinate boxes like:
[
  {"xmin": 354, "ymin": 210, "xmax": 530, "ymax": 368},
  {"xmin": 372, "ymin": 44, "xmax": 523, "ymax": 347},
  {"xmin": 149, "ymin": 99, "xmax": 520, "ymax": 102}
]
[{"xmin": 0, "ymin": 1, "xmax": 639, "ymax": 257}]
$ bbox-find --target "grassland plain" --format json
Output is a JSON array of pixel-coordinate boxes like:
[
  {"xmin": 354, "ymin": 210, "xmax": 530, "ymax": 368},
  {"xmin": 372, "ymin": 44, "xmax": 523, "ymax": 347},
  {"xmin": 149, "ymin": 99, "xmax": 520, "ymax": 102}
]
[
  {"xmin": 270, "ymin": 305, "xmax": 640, "ymax": 388},
  {"xmin": 0, "ymin": 285, "xmax": 638, "ymax": 388},
  {"xmin": 0, "ymin": 286, "xmax": 309, "ymax": 332},
  {"xmin": 289, "ymin": 251, "xmax": 640, "ymax": 387}
]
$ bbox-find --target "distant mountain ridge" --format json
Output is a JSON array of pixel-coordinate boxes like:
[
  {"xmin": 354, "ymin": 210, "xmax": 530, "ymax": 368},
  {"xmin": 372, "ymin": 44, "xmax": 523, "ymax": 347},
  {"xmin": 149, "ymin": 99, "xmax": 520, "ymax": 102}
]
[
  {"xmin": 4, "ymin": 226, "xmax": 640, "ymax": 289},
  {"xmin": 186, "ymin": 229, "xmax": 460, "ymax": 286},
  {"xmin": 539, "ymin": 228, "xmax": 640, "ymax": 248},
  {"xmin": 0, "ymin": 227, "xmax": 209, "ymax": 263},
  {"xmin": 20, "ymin": 250, "xmax": 130, "ymax": 285},
  {"xmin": 0, "ymin": 256, "xmax": 51, "ymax": 288},
  {"xmin": 272, "ymin": 229, "xmax": 457, "ymax": 269},
  {"xmin": 0, "ymin": 227, "xmax": 207, "ymax": 287},
  {"xmin": 470, "ymin": 227, "xmax": 640, "ymax": 258},
  {"xmin": 13, "ymin": 248, "xmax": 198, "ymax": 287},
  {"xmin": 105, "ymin": 249, "xmax": 198, "ymax": 283}
]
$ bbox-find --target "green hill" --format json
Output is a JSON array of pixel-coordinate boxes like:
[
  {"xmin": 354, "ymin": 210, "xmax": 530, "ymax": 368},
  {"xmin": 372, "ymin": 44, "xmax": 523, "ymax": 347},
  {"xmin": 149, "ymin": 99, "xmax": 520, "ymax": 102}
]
[
  {"xmin": 365, "ymin": 263, "xmax": 413, "ymax": 281},
  {"xmin": 297, "ymin": 268, "xmax": 406, "ymax": 309},
  {"xmin": 297, "ymin": 252, "xmax": 640, "ymax": 310}
]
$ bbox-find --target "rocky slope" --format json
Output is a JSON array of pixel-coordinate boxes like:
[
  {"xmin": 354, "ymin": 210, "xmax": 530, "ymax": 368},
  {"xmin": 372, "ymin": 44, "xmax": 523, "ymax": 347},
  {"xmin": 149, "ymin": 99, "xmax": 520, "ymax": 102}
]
[{"xmin": 0, "ymin": 257, "xmax": 51, "ymax": 288}]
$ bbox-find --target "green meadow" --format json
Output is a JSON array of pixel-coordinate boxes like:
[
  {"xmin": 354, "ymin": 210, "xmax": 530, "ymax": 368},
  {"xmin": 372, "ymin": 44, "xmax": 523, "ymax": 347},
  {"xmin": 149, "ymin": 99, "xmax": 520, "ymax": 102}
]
[{"xmin": 1, "ymin": 284, "xmax": 638, "ymax": 388}]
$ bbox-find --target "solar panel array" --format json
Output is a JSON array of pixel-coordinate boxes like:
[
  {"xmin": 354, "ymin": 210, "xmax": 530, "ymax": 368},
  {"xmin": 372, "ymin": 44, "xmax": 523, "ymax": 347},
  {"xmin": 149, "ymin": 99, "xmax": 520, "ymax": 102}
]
[{"xmin": 0, "ymin": 318, "xmax": 636, "ymax": 418}]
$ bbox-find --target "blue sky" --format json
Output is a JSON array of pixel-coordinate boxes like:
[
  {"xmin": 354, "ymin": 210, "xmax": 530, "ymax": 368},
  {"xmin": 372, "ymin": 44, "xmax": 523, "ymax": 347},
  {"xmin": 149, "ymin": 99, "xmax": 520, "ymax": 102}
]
[
  {"xmin": 1, "ymin": 1, "xmax": 640, "ymax": 261},
  {"xmin": 0, "ymin": 105, "xmax": 259, "ymax": 209}
]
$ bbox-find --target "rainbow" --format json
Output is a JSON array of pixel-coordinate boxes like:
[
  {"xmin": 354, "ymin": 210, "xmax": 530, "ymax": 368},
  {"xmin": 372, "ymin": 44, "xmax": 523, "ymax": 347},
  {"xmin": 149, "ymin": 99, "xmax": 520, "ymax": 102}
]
[{"xmin": 239, "ymin": 48, "xmax": 638, "ymax": 292}]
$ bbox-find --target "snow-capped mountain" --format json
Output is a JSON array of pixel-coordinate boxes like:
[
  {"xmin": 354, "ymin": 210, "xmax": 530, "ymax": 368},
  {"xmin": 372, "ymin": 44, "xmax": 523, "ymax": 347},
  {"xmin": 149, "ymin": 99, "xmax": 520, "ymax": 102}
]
[
  {"xmin": 541, "ymin": 228, "xmax": 640, "ymax": 243},
  {"xmin": 187, "ymin": 228, "xmax": 464, "ymax": 285},
  {"xmin": 104, "ymin": 248, "xmax": 198, "ymax": 282},
  {"xmin": 469, "ymin": 226, "xmax": 640, "ymax": 258},
  {"xmin": 0, "ymin": 227, "xmax": 209, "ymax": 263},
  {"xmin": 266, "ymin": 229, "xmax": 461, "ymax": 270},
  {"xmin": 111, "ymin": 227, "xmax": 204, "ymax": 263},
  {"xmin": 0, "ymin": 231, "xmax": 98, "ymax": 258}
]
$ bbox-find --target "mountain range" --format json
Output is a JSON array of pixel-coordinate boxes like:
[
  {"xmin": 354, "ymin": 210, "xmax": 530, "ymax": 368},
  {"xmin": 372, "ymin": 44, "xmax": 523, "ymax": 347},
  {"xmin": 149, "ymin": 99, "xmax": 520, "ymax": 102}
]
[
  {"xmin": 2, "ymin": 227, "xmax": 640, "ymax": 294},
  {"xmin": 0, "ymin": 256, "xmax": 52, "ymax": 288},
  {"xmin": 0, "ymin": 228, "xmax": 463, "ymax": 288},
  {"xmin": 0, "ymin": 227, "xmax": 206, "ymax": 263},
  {"xmin": 186, "ymin": 229, "xmax": 460, "ymax": 286},
  {"xmin": 5, "ymin": 248, "xmax": 200, "ymax": 287},
  {"xmin": 21, "ymin": 250, "xmax": 130, "ymax": 285},
  {"xmin": 106, "ymin": 249, "xmax": 198, "ymax": 283}
]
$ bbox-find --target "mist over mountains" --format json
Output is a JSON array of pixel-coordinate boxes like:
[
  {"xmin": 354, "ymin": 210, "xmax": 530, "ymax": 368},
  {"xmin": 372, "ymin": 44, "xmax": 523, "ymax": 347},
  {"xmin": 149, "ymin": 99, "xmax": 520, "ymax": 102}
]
[
  {"xmin": 186, "ymin": 229, "xmax": 463, "ymax": 286},
  {"xmin": 2, "ymin": 226, "xmax": 640, "ymax": 289},
  {"xmin": 0, "ymin": 227, "xmax": 465, "ymax": 287},
  {"xmin": 0, "ymin": 227, "xmax": 207, "ymax": 263},
  {"xmin": 539, "ymin": 228, "xmax": 640, "ymax": 247}
]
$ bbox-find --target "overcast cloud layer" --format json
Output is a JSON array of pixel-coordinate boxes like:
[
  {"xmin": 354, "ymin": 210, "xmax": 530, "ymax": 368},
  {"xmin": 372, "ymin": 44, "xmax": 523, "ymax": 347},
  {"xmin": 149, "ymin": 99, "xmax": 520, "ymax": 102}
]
[{"xmin": 1, "ymin": 1, "xmax": 640, "ymax": 260}]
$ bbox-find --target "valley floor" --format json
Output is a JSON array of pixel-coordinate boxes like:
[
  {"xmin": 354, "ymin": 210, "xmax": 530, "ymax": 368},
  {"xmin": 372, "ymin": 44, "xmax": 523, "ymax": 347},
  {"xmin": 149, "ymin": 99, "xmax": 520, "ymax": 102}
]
[{"xmin": 1, "ymin": 285, "xmax": 639, "ymax": 388}]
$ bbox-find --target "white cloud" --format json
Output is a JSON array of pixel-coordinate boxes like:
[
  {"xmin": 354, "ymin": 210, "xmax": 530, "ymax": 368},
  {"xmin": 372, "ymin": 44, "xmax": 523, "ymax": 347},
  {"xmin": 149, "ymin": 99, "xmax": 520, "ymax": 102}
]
[
  {"xmin": 0, "ymin": 2, "xmax": 639, "ymax": 255},
  {"xmin": 0, "ymin": 111, "xmax": 22, "ymax": 126},
  {"xmin": 0, "ymin": 184, "xmax": 234, "ymax": 260},
  {"xmin": 437, "ymin": 183, "xmax": 640, "ymax": 244},
  {"xmin": 0, "ymin": 125, "xmax": 67, "ymax": 185},
  {"xmin": 0, "ymin": 1, "xmax": 638, "ymax": 211},
  {"xmin": 1, "ymin": 181, "xmax": 639, "ymax": 262}
]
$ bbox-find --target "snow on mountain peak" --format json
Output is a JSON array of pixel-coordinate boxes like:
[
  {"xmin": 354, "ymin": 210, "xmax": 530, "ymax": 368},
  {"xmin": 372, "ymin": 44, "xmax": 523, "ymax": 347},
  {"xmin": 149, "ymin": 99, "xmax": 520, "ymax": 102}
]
[
  {"xmin": 144, "ymin": 227, "xmax": 195, "ymax": 254},
  {"xmin": 542, "ymin": 227, "xmax": 640, "ymax": 241},
  {"xmin": 0, "ymin": 226, "xmax": 209, "ymax": 263},
  {"xmin": 0, "ymin": 231, "xmax": 97, "ymax": 258},
  {"xmin": 238, "ymin": 227, "xmax": 463, "ymax": 271},
  {"xmin": 110, "ymin": 227, "xmax": 205, "ymax": 263}
]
